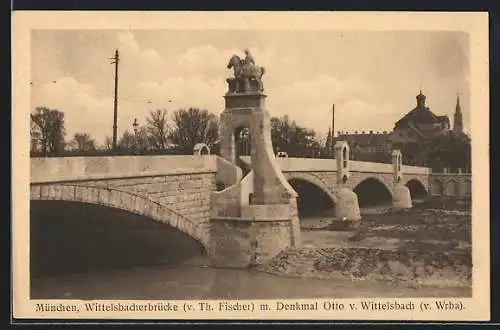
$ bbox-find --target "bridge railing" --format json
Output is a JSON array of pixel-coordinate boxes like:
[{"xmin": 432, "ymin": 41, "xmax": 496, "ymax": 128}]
[
  {"xmin": 239, "ymin": 156, "xmax": 430, "ymax": 174},
  {"xmin": 31, "ymin": 155, "xmax": 218, "ymax": 184}
]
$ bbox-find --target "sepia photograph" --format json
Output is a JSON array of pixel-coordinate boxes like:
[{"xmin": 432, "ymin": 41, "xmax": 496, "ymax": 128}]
[{"xmin": 12, "ymin": 11, "xmax": 489, "ymax": 321}]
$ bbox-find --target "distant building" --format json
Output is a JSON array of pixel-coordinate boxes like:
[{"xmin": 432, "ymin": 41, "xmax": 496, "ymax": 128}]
[
  {"xmin": 391, "ymin": 90, "xmax": 451, "ymax": 146},
  {"xmin": 334, "ymin": 130, "xmax": 392, "ymax": 162},
  {"xmin": 453, "ymin": 95, "xmax": 464, "ymax": 135},
  {"xmin": 332, "ymin": 90, "xmax": 468, "ymax": 167}
]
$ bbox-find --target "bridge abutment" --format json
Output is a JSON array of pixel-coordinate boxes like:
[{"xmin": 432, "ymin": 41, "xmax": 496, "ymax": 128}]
[{"xmin": 209, "ymin": 90, "xmax": 301, "ymax": 268}]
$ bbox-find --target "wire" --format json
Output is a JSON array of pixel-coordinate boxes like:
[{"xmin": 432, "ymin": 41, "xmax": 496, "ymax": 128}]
[{"xmin": 30, "ymin": 80, "xmax": 174, "ymax": 107}]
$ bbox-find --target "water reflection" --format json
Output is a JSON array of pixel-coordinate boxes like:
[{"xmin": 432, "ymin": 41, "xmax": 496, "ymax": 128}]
[
  {"xmin": 30, "ymin": 200, "xmax": 471, "ymax": 300},
  {"xmin": 32, "ymin": 264, "xmax": 470, "ymax": 300}
]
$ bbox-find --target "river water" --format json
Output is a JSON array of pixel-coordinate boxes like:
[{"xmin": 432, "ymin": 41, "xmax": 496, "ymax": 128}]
[
  {"xmin": 31, "ymin": 263, "xmax": 469, "ymax": 300},
  {"xmin": 30, "ymin": 201, "xmax": 470, "ymax": 300}
]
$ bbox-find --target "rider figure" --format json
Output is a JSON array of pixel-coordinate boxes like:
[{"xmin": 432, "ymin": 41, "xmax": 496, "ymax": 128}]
[{"xmin": 244, "ymin": 49, "xmax": 255, "ymax": 68}]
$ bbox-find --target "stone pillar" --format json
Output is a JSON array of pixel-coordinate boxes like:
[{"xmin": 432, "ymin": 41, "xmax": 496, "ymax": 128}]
[
  {"xmin": 210, "ymin": 90, "xmax": 301, "ymax": 268},
  {"xmin": 333, "ymin": 141, "xmax": 361, "ymax": 222},
  {"xmin": 391, "ymin": 150, "xmax": 412, "ymax": 209}
]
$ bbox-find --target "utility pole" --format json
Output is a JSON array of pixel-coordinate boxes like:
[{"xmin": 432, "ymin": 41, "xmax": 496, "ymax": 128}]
[
  {"xmin": 331, "ymin": 102, "xmax": 335, "ymax": 156},
  {"xmin": 111, "ymin": 49, "xmax": 120, "ymax": 150}
]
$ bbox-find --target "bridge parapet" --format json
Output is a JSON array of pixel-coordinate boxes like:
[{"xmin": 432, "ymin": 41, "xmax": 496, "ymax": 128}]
[
  {"xmin": 31, "ymin": 155, "xmax": 218, "ymax": 184},
  {"xmin": 240, "ymin": 156, "xmax": 429, "ymax": 175},
  {"xmin": 429, "ymin": 173, "xmax": 471, "ymax": 197}
]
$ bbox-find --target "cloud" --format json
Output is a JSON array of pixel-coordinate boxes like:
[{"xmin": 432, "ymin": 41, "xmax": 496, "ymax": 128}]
[
  {"xmin": 177, "ymin": 45, "xmax": 228, "ymax": 75},
  {"xmin": 31, "ymin": 32, "xmax": 470, "ymax": 146},
  {"xmin": 427, "ymin": 32, "xmax": 469, "ymax": 80},
  {"xmin": 137, "ymin": 75, "xmax": 227, "ymax": 116},
  {"xmin": 177, "ymin": 45, "xmax": 277, "ymax": 78},
  {"xmin": 115, "ymin": 32, "xmax": 166, "ymax": 84},
  {"xmin": 34, "ymin": 77, "xmax": 116, "ymax": 145},
  {"xmin": 266, "ymin": 74, "xmax": 398, "ymax": 134}
]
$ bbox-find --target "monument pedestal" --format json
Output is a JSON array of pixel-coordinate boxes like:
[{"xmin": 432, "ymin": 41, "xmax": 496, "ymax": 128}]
[{"xmin": 209, "ymin": 91, "xmax": 301, "ymax": 268}]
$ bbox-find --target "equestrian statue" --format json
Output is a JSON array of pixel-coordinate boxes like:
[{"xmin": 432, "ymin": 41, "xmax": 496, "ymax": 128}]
[{"xmin": 226, "ymin": 49, "xmax": 266, "ymax": 93}]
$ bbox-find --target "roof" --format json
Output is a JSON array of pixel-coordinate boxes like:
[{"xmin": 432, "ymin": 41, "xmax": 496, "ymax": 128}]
[
  {"xmin": 436, "ymin": 115, "xmax": 450, "ymax": 126},
  {"xmin": 395, "ymin": 106, "xmax": 441, "ymax": 128},
  {"xmin": 335, "ymin": 132, "xmax": 391, "ymax": 147}
]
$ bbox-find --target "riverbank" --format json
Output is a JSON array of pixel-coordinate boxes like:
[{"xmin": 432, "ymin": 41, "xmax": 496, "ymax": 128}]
[
  {"xmin": 258, "ymin": 247, "xmax": 471, "ymax": 289},
  {"xmin": 258, "ymin": 201, "xmax": 471, "ymax": 292}
]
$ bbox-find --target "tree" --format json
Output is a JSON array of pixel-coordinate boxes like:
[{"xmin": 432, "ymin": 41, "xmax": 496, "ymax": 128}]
[
  {"xmin": 30, "ymin": 118, "xmax": 41, "ymax": 152},
  {"xmin": 169, "ymin": 108, "xmax": 219, "ymax": 154},
  {"xmin": 425, "ymin": 132, "xmax": 471, "ymax": 172},
  {"xmin": 103, "ymin": 136, "xmax": 113, "ymax": 151},
  {"xmin": 69, "ymin": 132, "xmax": 96, "ymax": 152},
  {"xmin": 270, "ymin": 115, "xmax": 321, "ymax": 157},
  {"xmin": 324, "ymin": 128, "xmax": 333, "ymax": 157},
  {"xmin": 30, "ymin": 107, "xmax": 66, "ymax": 154},
  {"xmin": 146, "ymin": 109, "xmax": 170, "ymax": 151},
  {"xmin": 117, "ymin": 130, "xmax": 135, "ymax": 151},
  {"xmin": 135, "ymin": 125, "xmax": 153, "ymax": 153}
]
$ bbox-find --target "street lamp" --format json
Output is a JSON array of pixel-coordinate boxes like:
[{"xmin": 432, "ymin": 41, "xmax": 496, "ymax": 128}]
[{"xmin": 133, "ymin": 118, "xmax": 139, "ymax": 154}]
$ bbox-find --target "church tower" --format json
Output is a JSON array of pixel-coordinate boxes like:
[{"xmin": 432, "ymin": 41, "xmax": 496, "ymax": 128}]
[
  {"xmin": 453, "ymin": 95, "xmax": 464, "ymax": 134},
  {"xmin": 416, "ymin": 89, "xmax": 426, "ymax": 108}
]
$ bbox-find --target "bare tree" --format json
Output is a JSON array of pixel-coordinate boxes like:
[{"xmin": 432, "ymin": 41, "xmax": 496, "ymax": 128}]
[
  {"xmin": 30, "ymin": 118, "xmax": 41, "ymax": 152},
  {"xmin": 146, "ymin": 109, "xmax": 170, "ymax": 151},
  {"xmin": 103, "ymin": 136, "xmax": 113, "ymax": 151},
  {"xmin": 117, "ymin": 130, "xmax": 135, "ymax": 151},
  {"xmin": 69, "ymin": 132, "xmax": 97, "ymax": 152},
  {"xmin": 136, "ymin": 125, "xmax": 153, "ymax": 152},
  {"xmin": 30, "ymin": 107, "xmax": 66, "ymax": 154},
  {"xmin": 169, "ymin": 108, "xmax": 219, "ymax": 154}
]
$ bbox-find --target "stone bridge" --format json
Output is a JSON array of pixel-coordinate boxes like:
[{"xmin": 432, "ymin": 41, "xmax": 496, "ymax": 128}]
[
  {"xmin": 239, "ymin": 156, "xmax": 433, "ymax": 205},
  {"xmin": 30, "ymin": 154, "xmax": 470, "ymax": 254},
  {"xmin": 30, "ymin": 155, "xmax": 222, "ymax": 250}
]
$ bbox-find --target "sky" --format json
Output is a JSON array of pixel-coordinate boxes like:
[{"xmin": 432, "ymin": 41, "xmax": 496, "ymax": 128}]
[{"xmin": 31, "ymin": 30, "xmax": 470, "ymax": 146}]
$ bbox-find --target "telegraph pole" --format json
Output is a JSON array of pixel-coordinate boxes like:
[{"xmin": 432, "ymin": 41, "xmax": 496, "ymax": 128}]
[
  {"xmin": 331, "ymin": 102, "xmax": 335, "ymax": 156},
  {"xmin": 111, "ymin": 49, "xmax": 120, "ymax": 150}
]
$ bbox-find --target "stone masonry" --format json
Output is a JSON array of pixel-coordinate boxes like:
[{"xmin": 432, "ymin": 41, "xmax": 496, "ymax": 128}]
[{"xmin": 30, "ymin": 153, "xmax": 467, "ymax": 255}]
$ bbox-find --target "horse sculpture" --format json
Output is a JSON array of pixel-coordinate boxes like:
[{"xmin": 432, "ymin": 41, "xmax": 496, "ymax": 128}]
[{"xmin": 227, "ymin": 54, "xmax": 265, "ymax": 93}]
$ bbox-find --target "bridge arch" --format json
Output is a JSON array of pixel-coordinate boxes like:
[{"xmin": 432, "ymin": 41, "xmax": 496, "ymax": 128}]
[
  {"xmin": 353, "ymin": 177, "xmax": 393, "ymax": 208},
  {"xmin": 285, "ymin": 172, "xmax": 336, "ymax": 218},
  {"xmin": 432, "ymin": 179, "xmax": 444, "ymax": 196},
  {"xmin": 446, "ymin": 179, "xmax": 461, "ymax": 197},
  {"xmin": 30, "ymin": 184, "xmax": 208, "ymax": 250},
  {"xmin": 405, "ymin": 178, "xmax": 428, "ymax": 199}
]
